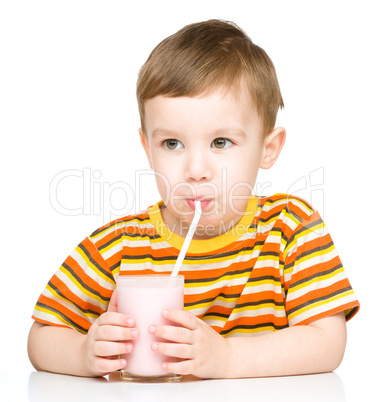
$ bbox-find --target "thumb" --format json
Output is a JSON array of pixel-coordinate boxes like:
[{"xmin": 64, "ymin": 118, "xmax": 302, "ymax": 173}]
[{"xmin": 107, "ymin": 288, "xmax": 118, "ymax": 312}]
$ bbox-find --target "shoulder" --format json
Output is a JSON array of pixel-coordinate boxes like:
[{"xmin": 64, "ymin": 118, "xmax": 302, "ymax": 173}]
[
  {"xmin": 255, "ymin": 194, "xmax": 320, "ymax": 236},
  {"xmin": 88, "ymin": 205, "xmax": 156, "ymax": 245},
  {"xmin": 257, "ymin": 193, "xmax": 316, "ymax": 220}
]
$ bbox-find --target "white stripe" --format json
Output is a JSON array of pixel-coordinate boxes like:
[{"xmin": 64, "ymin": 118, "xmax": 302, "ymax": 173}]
[
  {"xmin": 71, "ymin": 249, "xmax": 115, "ymax": 288},
  {"xmin": 230, "ymin": 306, "xmax": 286, "ymax": 320},
  {"xmin": 253, "ymin": 258, "xmax": 280, "ymax": 269},
  {"xmin": 184, "ymin": 277, "xmax": 249, "ymax": 295},
  {"xmin": 100, "ymin": 238, "xmax": 175, "ymax": 261},
  {"xmin": 33, "ymin": 309, "xmax": 72, "ymax": 327},
  {"xmin": 226, "ymin": 329, "xmax": 275, "ymax": 337},
  {"xmin": 42, "ymin": 287, "xmax": 97, "ymax": 323},
  {"xmin": 286, "ymin": 271, "xmax": 348, "ymax": 302},
  {"xmin": 284, "ymin": 250, "xmax": 341, "ymax": 286},
  {"xmin": 289, "ymin": 293, "xmax": 356, "ymax": 326},
  {"xmin": 202, "ymin": 318, "xmax": 225, "ymax": 327},
  {"xmin": 56, "ymin": 269, "xmax": 108, "ymax": 311},
  {"xmin": 241, "ymin": 282, "xmax": 283, "ymax": 295},
  {"xmin": 287, "ymin": 197, "xmax": 313, "ymax": 215},
  {"xmin": 90, "ymin": 219, "xmax": 153, "ymax": 243}
]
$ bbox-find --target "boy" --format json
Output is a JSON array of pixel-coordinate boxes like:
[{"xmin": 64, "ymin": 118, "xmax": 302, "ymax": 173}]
[{"xmin": 28, "ymin": 19, "xmax": 359, "ymax": 378}]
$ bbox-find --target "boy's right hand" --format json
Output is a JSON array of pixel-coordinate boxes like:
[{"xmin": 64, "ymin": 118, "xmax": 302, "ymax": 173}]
[{"xmin": 81, "ymin": 289, "xmax": 138, "ymax": 376}]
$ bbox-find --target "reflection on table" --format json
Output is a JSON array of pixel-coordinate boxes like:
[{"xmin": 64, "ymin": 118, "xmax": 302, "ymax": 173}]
[{"xmin": 27, "ymin": 370, "xmax": 346, "ymax": 402}]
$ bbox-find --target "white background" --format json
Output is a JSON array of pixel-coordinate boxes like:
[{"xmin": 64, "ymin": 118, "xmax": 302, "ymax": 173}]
[{"xmin": 0, "ymin": 0, "xmax": 371, "ymax": 396}]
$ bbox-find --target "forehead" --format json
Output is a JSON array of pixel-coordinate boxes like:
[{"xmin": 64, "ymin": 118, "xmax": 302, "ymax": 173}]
[{"xmin": 143, "ymin": 84, "xmax": 262, "ymax": 135}]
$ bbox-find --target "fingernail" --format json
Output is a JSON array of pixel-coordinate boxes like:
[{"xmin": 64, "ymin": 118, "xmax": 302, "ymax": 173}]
[
  {"xmin": 126, "ymin": 319, "xmax": 134, "ymax": 327},
  {"xmin": 126, "ymin": 343, "xmax": 133, "ymax": 353},
  {"xmin": 148, "ymin": 325, "xmax": 156, "ymax": 334},
  {"xmin": 131, "ymin": 329, "xmax": 138, "ymax": 338},
  {"xmin": 162, "ymin": 363, "xmax": 167, "ymax": 370},
  {"xmin": 152, "ymin": 342, "xmax": 159, "ymax": 351},
  {"xmin": 163, "ymin": 310, "xmax": 170, "ymax": 318}
]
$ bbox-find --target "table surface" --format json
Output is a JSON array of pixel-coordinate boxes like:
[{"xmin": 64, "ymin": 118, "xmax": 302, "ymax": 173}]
[{"xmin": 1, "ymin": 368, "xmax": 368, "ymax": 402}]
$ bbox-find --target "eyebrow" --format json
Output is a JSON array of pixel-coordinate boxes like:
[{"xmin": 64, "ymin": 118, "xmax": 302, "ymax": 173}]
[
  {"xmin": 151, "ymin": 128, "xmax": 247, "ymax": 138},
  {"xmin": 151, "ymin": 128, "xmax": 179, "ymax": 138},
  {"xmin": 211, "ymin": 128, "xmax": 247, "ymax": 138}
]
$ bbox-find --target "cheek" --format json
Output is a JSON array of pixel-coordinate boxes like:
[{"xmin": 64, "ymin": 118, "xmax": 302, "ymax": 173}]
[
  {"xmin": 224, "ymin": 162, "xmax": 258, "ymax": 193},
  {"xmin": 153, "ymin": 167, "xmax": 195, "ymax": 204},
  {"xmin": 221, "ymin": 157, "xmax": 260, "ymax": 210}
]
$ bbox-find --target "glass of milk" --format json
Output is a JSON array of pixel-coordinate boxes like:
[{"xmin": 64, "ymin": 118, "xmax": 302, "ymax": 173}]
[{"xmin": 116, "ymin": 275, "xmax": 184, "ymax": 382}]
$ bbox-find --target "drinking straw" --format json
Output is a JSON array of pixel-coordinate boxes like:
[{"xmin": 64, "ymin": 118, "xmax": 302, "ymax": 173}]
[{"xmin": 171, "ymin": 200, "xmax": 202, "ymax": 277}]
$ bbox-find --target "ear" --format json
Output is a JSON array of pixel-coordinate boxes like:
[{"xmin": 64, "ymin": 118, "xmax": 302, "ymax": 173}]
[
  {"xmin": 260, "ymin": 127, "xmax": 286, "ymax": 169},
  {"xmin": 139, "ymin": 128, "xmax": 153, "ymax": 169}
]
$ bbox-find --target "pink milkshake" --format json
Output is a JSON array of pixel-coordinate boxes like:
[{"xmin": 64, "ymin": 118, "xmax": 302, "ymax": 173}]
[{"xmin": 116, "ymin": 275, "xmax": 184, "ymax": 382}]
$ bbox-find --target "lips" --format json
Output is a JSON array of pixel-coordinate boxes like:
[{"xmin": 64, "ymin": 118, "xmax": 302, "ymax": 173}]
[{"xmin": 186, "ymin": 198, "xmax": 212, "ymax": 211}]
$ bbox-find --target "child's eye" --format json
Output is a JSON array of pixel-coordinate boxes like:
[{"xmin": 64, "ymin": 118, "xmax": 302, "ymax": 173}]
[
  {"xmin": 211, "ymin": 138, "xmax": 232, "ymax": 149},
  {"xmin": 163, "ymin": 139, "xmax": 183, "ymax": 150}
]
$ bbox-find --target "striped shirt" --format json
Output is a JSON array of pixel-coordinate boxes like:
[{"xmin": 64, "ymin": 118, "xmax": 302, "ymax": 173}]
[{"xmin": 32, "ymin": 194, "xmax": 359, "ymax": 336}]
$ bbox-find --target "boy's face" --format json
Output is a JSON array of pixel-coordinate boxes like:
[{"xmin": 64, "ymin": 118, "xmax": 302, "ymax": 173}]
[{"xmin": 140, "ymin": 85, "xmax": 285, "ymax": 239}]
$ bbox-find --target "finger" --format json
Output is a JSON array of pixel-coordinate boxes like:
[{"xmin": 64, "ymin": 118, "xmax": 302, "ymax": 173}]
[
  {"xmin": 93, "ymin": 356, "xmax": 127, "ymax": 375},
  {"xmin": 162, "ymin": 360, "xmax": 193, "ymax": 376},
  {"xmin": 149, "ymin": 324, "xmax": 192, "ymax": 344},
  {"xmin": 95, "ymin": 325, "xmax": 139, "ymax": 342},
  {"xmin": 163, "ymin": 309, "xmax": 199, "ymax": 330},
  {"xmin": 94, "ymin": 340, "xmax": 133, "ymax": 357},
  {"xmin": 107, "ymin": 288, "xmax": 118, "ymax": 312},
  {"xmin": 152, "ymin": 341, "xmax": 192, "ymax": 359},
  {"xmin": 96, "ymin": 311, "xmax": 135, "ymax": 328}
]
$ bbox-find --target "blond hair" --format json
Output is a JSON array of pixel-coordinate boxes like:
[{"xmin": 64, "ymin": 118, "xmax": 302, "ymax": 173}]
[{"xmin": 137, "ymin": 19, "xmax": 284, "ymax": 136}]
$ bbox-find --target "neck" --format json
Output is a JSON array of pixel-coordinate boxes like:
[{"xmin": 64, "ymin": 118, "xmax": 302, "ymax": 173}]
[{"xmin": 161, "ymin": 207, "xmax": 243, "ymax": 240}]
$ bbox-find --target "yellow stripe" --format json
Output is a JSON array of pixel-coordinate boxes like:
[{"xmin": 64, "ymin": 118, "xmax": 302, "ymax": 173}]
[
  {"xmin": 60, "ymin": 266, "xmax": 107, "ymax": 304},
  {"xmin": 290, "ymin": 243, "xmax": 335, "ymax": 267},
  {"xmin": 98, "ymin": 237, "xmax": 122, "ymax": 254},
  {"xmin": 221, "ymin": 326, "xmax": 277, "ymax": 337},
  {"xmin": 90, "ymin": 217, "xmax": 150, "ymax": 239},
  {"xmin": 45, "ymin": 284, "xmax": 99, "ymax": 318},
  {"xmin": 183, "ymin": 271, "xmax": 250, "ymax": 288},
  {"xmin": 122, "ymin": 250, "xmax": 254, "ymax": 266},
  {"xmin": 148, "ymin": 197, "xmax": 258, "ymax": 253},
  {"xmin": 284, "ymin": 222, "xmax": 326, "ymax": 259},
  {"xmin": 288, "ymin": 289, "xmax": 355, "ymax": 321},
  {"xmin": 233, "ymin": 302, "xmax": 284, "ymax": 313},
  {"xmin": 289, "ymin": 267, "xmax": 344, "ymax": 293},
  {"xmin": 295, "ymin": 199, "xmax": 314, "ymax": 215},
  {"xmin": 34, "ymin": 305, "xmax": 84, "ymax": 332},
  {"xmin": 186, "ymin": 300, "xmax": 237, "ymax": 311},
  {"xmin": 75, "ymin": 247, "xmax": 116, "ymax": 286},
  {"xmin": 201, "ymin": 315, "xmax": 227, "ymax": 322},
  {"xmin": 112, "ymin": 265, "xmax": 121, "ymax": 277},
  {"xmin": 121, "ymin": 257, "xmax": 175, "ymax": 267}
]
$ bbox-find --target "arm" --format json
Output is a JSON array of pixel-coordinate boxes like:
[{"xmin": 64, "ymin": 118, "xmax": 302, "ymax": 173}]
[
  {"xmin": 27, "ymin": 290, "xmax": 138, "ymax": 377},
  {"xmin": 149, "ymin": 310, "xmax": 347, "ymax": 378}
]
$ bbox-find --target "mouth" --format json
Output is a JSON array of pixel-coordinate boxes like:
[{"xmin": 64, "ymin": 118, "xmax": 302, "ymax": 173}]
[{"xmin": 186, "ymin": 198, "xmax": 212, "ymax": 211}]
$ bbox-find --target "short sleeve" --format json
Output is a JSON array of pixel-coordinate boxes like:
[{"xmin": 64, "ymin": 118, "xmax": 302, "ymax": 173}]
[
  {"xmin": 32, "ymin": 237, "xmax": 116, "ymax": 334},
  {"xmin": 283, "ymin": 211, "xmax": 359, "ymax": 326}
]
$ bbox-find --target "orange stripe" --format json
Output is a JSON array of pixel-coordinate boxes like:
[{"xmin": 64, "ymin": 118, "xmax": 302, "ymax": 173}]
[
  {"xmin": 80, "ymin": 237, "xmax": 114, "ymax": 280},
  {"xmin": 288, "ymin": 257, "xmax": 342, "ymax": 285},
  {"xmin": 294, "ymin": 302, "xmax": 360, "ymax": 326},
  {"xmin": 50, "ymin": 275, "xmax": 106, "ymax": 315},
  {"xmin": 31, "ymin": 316, "xmax": 72, "ymax": 329},
  {"xmin": 37, "ymin": 295, "xmax": 91, "ymax": 331},
  {"xmin": 285, "ymin": 279, "xmax": 351, "ymax": 312},
  {"xmin": 64, "ymin": 256, "xmax": 113, "ymax": 300}
]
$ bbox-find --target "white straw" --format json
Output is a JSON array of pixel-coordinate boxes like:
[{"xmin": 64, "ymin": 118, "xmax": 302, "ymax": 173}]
[{"xmin": 171, "ymin": 201, "xmax": 202, "ymax": 277}]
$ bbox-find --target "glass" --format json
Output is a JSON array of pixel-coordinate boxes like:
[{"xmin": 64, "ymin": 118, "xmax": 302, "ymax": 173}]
[{"xmin": 116, "ymin": 275, "xmax": 184, "ymax": 382}]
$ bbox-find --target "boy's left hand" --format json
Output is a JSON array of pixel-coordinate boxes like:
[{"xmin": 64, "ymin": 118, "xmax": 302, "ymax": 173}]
[{"xmin": 149, "ymin": 309, "xmax": 230, "ymax": 378}]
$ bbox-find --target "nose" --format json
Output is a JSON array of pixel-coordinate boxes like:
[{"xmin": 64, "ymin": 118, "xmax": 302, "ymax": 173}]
[{"xmin": 184, "ymin": 150, "xmax": 213, "ymax": 182}]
